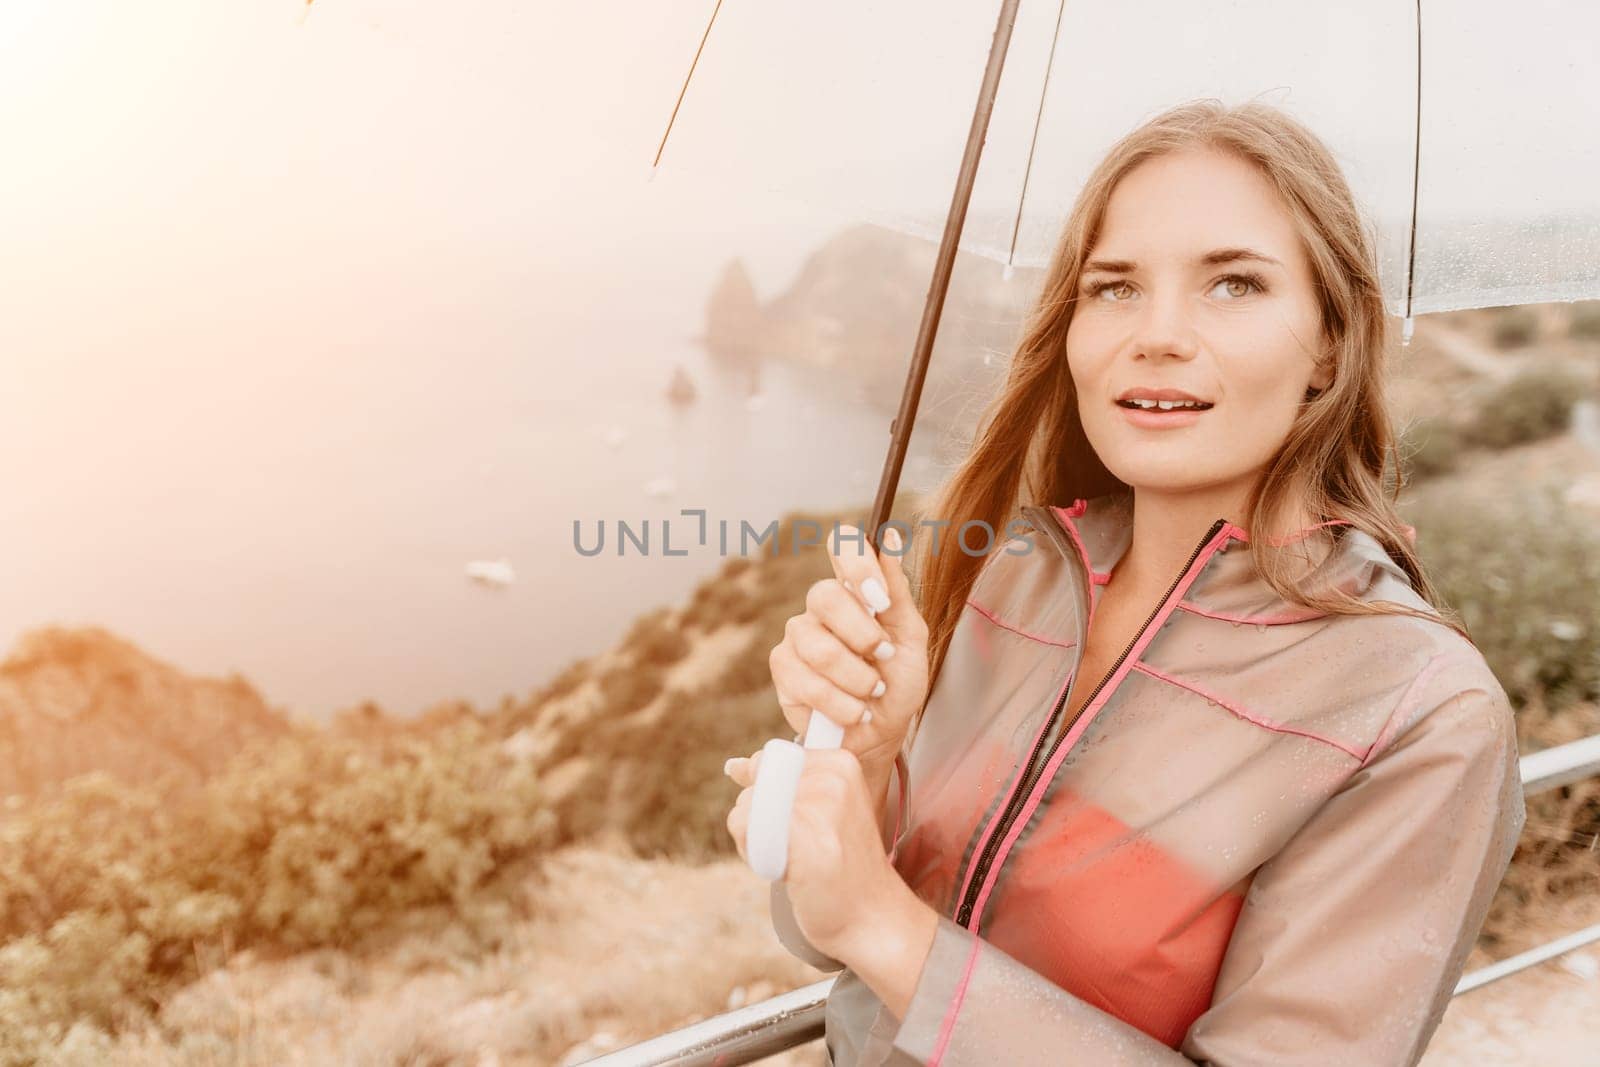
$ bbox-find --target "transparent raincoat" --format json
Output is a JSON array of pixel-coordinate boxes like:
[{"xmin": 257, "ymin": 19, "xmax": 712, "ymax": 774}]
[{"xmin": 771, "ymin": 488, "xmax": 1525, "ymax": 1066}]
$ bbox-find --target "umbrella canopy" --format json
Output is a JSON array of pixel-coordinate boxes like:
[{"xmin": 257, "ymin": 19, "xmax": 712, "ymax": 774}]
[
  {"xmin": 661, "ymin": 0, "xmax": 1600, "ymax": 883},
  {"xmin": 650, "ymin": 0, "xmax": 1600, "ymax": 319}
]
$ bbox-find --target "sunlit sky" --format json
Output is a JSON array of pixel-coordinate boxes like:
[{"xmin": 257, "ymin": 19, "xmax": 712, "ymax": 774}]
[{"xmin": 2, "ymin": 0, "xmax": 1596, "ymax": 332}]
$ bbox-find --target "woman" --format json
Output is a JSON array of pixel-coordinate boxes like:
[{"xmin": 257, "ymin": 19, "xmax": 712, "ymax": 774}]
[{"xmin": 723, "ymin": 100, "xmax": 1525, "ymax": 1066}]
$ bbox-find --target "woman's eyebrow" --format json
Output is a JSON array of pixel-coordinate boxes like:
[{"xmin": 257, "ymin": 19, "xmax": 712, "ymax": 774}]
[{"xmin": 1081, "ymin": 247, "xmax": 1285, "ymax": 273}]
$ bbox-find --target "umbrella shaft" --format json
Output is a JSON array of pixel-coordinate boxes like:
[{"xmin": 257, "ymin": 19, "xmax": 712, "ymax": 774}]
[{"xmin": 868, "ymin": 0, "xmax": 1025, "ymax": 549}]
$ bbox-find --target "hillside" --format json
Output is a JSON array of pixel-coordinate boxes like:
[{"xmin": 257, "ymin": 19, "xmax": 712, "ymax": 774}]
[
  {"xmin": 0, "ymin": 627, "xmax": 290, "ymax": 798},
  {"xmin": 3, "ymin": 302, "xmax": 1599, "ymax": 1064}
]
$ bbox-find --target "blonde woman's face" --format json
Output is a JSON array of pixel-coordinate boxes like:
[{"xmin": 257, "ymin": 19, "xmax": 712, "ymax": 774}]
[{"xmin": 1064, "ymin": 147, "xmax": 1331, "ymax": 498}]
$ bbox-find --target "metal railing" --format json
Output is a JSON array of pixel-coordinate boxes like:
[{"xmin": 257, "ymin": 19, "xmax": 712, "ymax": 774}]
[{"xmin": 584, "ymin": 735, "xmax": 1600, "ymax": 1067}]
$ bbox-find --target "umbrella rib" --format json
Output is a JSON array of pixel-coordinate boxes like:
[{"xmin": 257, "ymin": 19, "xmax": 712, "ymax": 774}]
[
  {"xmin": 1403, "ymin": 0, "xmax": 1423, "ymax": 322},
  {"xmin": 1007, "ymin": 0, "xmax": 1071, "ymax": 271},
  {"xmin": 652, "ymin": 0, "xmax": 727, "ymax": 169}
]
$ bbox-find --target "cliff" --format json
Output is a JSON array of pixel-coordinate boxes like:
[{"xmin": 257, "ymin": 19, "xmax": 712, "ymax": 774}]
[{"xmin": 0, "ymin": 626, "xmax": 291, "ymax": 797}]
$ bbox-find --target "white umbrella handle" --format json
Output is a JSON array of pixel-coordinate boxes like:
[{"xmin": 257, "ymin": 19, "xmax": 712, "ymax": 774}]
[
  {"xmin": 747, "ymin": 602, "xmax": 878, "ymax": 881},
  {"xmin": 746, "ymin": 713, "xmax": 844, "ymax": 881}
]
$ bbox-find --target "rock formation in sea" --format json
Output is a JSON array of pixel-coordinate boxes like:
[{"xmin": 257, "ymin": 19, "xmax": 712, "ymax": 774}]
[
  {"xmin": 702, "ymin": 223, "xmax": 1044, "ymax": 440},
  {"xmin": 666, "ymin": 364, "xmax": 697, "ymax": 407},
  {"xmin": 703, "ymin": 259, "xmax": 766, "ymax": 369}
]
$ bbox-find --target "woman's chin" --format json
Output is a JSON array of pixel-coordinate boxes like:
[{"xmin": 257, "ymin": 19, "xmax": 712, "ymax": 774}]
[{"xmin": 1104, "ymin": 462, "xmax": 1236, "ymax": 496}]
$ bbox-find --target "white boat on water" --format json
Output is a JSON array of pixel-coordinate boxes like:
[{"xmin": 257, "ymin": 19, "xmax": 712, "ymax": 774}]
[{"xmin": 465, "ymin": 558, "xmax": 516, "ymax": 588}]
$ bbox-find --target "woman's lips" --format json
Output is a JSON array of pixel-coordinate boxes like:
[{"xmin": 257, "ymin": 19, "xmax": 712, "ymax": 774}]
[{"xmin": 1116, "ymin": 402, "xmax": 1210, "ymax": 430}]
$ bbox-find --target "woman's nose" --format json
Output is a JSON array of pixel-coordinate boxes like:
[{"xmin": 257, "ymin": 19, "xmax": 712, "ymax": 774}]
[{"xmin": 1133, "ymin": 292, "xmax": 1200, "ymax": 362}]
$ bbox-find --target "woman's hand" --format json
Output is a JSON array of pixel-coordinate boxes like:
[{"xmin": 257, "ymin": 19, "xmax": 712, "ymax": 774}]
[
  {"xmin": 769, "ymin": 524, "xmax": 930, "ymax": 783},
  {"xmin": 725, "ymin": 745, "xmax": 933, "ymax": 975}
]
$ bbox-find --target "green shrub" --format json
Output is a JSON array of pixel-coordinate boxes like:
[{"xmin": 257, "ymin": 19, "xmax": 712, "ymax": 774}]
[
  {"xmin": 622, "ymin": 607, "xmax": 692, "ymax": 667},
  {"xmin": 1406, "ymin": 484, "xmax": 1600, "ymax": 708},
  {"xmin": 0, "ymin": 723, "xmax": 554, "ymax": 1064},
  {"xmin": 1491, "ymin": 306, "xmax": 1540, "ymax": 349},
  {"xmin": 598, "ymin": 663, "xmax": 666, "ymax": 715},
  {"xmin": 682, "ymin": 563, "xmax": 760, "ymax": 630},
  {"xmin": 530, "ymin": 657, "xmax": 591, "ymax": 708},
  {"xmin": 1569, "ymin": 300, "xmax": 1600, "ymax": 341},
  {"xmin": 622, "ymin": 688, "xmax": 777, "ymax": 860},
  {"xmin": 1462, "ymin": 365, "xmax": 1587, "ymax": 450},
  {"xmin": 599, "ymin": 532, "xmax": 838, "ymax": 858},
  {"xmin": 1400, "ymin": 416, "xmax": 1467, "ymax": 481}
]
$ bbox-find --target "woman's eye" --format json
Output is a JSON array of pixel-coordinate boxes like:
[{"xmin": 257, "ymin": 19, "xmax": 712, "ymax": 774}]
[
  {"xmin": 1086, "ymin": 274, "xmax": 1264, "ymax": 302},
  {"xmin": 1210, "ymin": 274, "xmax": 1263, "ymax": 300},
  {"xmin": 1092, "ymin": 280, "xmax": 1135, "ymax": 301}
]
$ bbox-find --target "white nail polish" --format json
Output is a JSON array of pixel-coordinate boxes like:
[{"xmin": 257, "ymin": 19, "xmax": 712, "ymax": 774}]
[
  {"xmin": 874, "ymin": 640, "xmax": 895, "ymax": 661},
  {"xmin": 862, "ymin": 709, "xmax": 874, "ymax": 724},
  {"xmin": 871, "ymin": 679, "xmax": 886, "ymax": 698},
  {"xmin": 861, "ymin": 578, "xmax": 890, "ymax": 614}
]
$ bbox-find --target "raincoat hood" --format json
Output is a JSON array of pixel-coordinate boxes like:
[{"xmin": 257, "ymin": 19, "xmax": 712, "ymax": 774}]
[{"xmin": 772, "ymin": 489, "xmax": 1525, "ymax": 1067}]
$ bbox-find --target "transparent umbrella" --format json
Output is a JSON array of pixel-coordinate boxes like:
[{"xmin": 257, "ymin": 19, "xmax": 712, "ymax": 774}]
[
  {"xmin": 654, "ymin": 0, "xmax": 1600, "ymax": 309},
  {"xmin": 651, "ymin": 0, "xmax": 1600, "ymax": 538},
  {"xmin": 647, "ymin": 0, "xmax": 1600, "ymax": 879}
]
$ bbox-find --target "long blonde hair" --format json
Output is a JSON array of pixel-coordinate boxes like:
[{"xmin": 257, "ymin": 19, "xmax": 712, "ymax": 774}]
[{"xmin": 910, "ymin": 98, "xmax": 1463, "ymax": 703}]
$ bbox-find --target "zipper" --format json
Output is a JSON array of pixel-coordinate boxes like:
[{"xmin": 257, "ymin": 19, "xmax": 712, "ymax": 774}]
[{"xmin": 953, "ymin": 513, "xmax": 1230, "ymax": 929}]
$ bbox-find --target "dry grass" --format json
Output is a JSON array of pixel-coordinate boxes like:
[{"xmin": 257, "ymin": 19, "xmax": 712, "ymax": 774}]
[{"xmin": 76, "ymin": 848, "xmax": 826, "ymax": 1066}]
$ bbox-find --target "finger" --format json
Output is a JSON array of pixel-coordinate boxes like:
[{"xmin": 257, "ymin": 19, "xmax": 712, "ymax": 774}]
[
  {"xmin": 805, "ymin": 580, "xmax": 894, "ymax": 663},
  {"xmin": 723, "ymin": 748, "xmax": 764, "ymax": 789},
  {"xmin": 789, "ymin": 611, "xmax": 887, "ymax": 699},
  {"xmin": 726, "ymin": 792, "xmax": 751, "ymax": 863},
  {"xmin": 873, "ymin": 525, "xmax": 925, "ymax": 640},
  {"xmin": 771, "ymin": 643, "xmax": 833, "ymax": 736},
  {"xmin": 826, "ymin": 524, "xmax": 892, "ymax": 621},
  {"xmin": 770, "ymin": 640, "xmax": 871, "ymax": 730}
]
